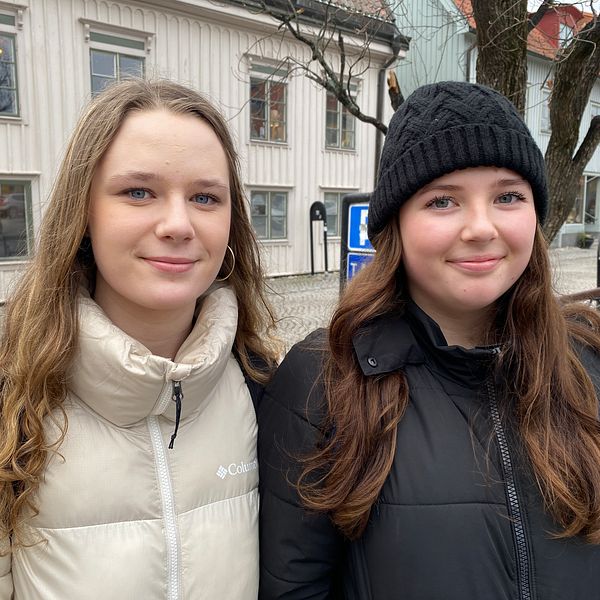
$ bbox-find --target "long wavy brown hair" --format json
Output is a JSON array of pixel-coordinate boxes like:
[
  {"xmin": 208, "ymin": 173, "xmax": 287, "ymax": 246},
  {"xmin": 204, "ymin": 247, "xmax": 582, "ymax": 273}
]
[
  {"xmin": 0, "ymin": 79, "xmax": 278, "ymax": 548},
  {"xmin": 299, "ymin": 219, "xmax": 600, "ymax": 543}
]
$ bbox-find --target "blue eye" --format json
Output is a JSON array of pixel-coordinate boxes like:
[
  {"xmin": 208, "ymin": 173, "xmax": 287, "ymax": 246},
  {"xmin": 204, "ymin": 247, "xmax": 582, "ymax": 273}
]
[
  {"xmin": 127, "ymin": 188, "xmax": 150, "ymax": 200},
  {"xmin": 426, "ymin": 196, "xmax": 454, "ymax": 209},
  {"xmin": 497, "ymin": 191, "xmax": 525, "ymax": 204},
  {"xmin": 192, "ymin": 194, "xmax": 216, "ymax": 205}
]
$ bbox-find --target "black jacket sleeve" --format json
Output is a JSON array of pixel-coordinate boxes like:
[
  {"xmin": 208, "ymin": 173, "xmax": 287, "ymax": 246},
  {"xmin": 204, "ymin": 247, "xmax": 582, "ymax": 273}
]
[{"xmin": 258, "ymin": 330, "xmax": 345, "ymax": 599}]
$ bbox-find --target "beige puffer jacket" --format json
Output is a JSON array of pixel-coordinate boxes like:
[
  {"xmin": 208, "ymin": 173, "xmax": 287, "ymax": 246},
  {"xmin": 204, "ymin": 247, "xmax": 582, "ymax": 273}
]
[{"xmin": 0, "ymin": 286, "xmax": 259, "ymax": 599}]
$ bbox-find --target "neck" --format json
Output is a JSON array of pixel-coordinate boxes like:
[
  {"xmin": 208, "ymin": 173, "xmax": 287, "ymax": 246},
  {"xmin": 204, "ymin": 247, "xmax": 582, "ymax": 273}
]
[
  {"xmin": 93, "ymin": 293, "xmax": 195, "ymax": 359},
  {"xmin": 415, "ymin": 303, "xmax": 493, "ymax": 349}
]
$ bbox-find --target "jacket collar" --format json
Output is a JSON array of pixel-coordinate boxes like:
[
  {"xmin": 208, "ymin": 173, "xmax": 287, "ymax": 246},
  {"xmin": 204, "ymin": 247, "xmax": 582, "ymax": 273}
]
[
  {"xmin": 68, "ymin": 286, "xmax": 238, "ymax": 427},
  {"xmin": 352, "ymin": 300, "xmax": 498, "ymax": 387}
]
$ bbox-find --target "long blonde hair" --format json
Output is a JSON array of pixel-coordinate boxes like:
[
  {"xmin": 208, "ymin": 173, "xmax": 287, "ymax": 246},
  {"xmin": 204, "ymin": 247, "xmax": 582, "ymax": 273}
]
[{"xmin": 0, "ymin": 79, "xmax": 278, "ymax": 547}]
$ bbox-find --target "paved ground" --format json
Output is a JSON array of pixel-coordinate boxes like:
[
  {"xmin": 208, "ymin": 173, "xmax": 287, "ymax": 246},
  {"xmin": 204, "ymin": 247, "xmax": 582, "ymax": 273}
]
[{"xmin": 266, "ymin": 244, "xmax": 600, "ymax": 351}]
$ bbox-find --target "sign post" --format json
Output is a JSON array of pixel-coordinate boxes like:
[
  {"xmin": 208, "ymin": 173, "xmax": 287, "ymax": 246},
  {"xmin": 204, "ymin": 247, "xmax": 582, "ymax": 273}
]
[
  {"xmin": 339, "ymin": 193, "xmax": 375, "ymax": 291},
  {"xmin": 309, "ymin": 201, "xmax": 328, "ymax": 275}
]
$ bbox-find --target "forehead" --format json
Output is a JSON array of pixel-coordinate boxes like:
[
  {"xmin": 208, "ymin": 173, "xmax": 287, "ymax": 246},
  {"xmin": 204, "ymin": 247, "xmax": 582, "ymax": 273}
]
[{"xmin": 97, "ymin": 108, "xmax": 230, "ymax": 177}]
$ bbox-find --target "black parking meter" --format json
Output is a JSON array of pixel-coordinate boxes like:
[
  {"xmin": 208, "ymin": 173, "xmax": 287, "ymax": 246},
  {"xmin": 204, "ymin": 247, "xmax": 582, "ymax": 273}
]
[{"xmin": 309, "ymin": 201, "xmax": 328, "ymax": 275}]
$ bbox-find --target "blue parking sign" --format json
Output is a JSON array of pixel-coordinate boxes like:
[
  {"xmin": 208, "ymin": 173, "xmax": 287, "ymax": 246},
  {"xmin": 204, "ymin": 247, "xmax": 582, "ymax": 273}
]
[
  {"xmin": 347, "ymin": 204, "xmax": 374, "ymax": 252},
  {"xmin": 346, "ymin": 252, "xmax": 374, "ymax": 280}
]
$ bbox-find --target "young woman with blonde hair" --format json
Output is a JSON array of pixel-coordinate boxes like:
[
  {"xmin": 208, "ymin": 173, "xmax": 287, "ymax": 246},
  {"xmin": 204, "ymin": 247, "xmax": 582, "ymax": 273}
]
[
  {"xmin": 259, "ymin": 81, "xmax": 600, "ymax": 599},
  {"xmin": 0, "ymin": 78, "xmax": 277, "ymax": 599}
]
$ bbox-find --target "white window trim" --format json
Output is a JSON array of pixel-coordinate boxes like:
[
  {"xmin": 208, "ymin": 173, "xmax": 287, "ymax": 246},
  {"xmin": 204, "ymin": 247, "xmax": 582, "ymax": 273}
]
[
  {"xmin": 324, "ymin": 79, "xmax": 360, "ymax": 152},
  {"xmin": 0, "ymin": 174, "xmax": 38, "ymax": 263},
  {"xmin": 249, "ymin": 188, "xmax": 289, "ymax": 241},
  {"xmin": 0, "ymin": 3, "xmax": 26, "ymax": 121},
  {"xmin": 247, "ymin": 55, "xmax": 290, "ymax": 146},
  {"xmin": 79, "ymin": 18, "xmax": 154, "ymax": 55}
]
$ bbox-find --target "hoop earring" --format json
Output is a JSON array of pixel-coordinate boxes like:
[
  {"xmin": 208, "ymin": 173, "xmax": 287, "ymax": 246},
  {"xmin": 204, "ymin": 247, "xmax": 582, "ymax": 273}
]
[{"xmin": 216, "ymin": 245, "xmax": 235, "ymax": 282}]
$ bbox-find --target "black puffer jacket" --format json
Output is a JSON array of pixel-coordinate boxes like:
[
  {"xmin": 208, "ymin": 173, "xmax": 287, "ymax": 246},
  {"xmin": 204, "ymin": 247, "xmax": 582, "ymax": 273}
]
[{"xmin": 258, "ymin": 302, "xmax": 600, "ymax": 600}]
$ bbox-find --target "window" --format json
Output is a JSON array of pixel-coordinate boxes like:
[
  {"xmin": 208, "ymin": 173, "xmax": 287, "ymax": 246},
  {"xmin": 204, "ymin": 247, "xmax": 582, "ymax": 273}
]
[
  {"xmin": 250, "ymin": 191, "xmax": 287, "ymax": 239},
  {"xmin": 541, "ymin": 91, "xmax": 551, "ymax": 133},
  {"xmin": 326, "ymin": 90, "xmax": 356, "ymax": 150},
  {"xmin": 88, "ymin": 31, "xmax": 145, "ymax": 96},
  {"xmin": 249, "ymin": 63, "xmax": 288, "ymax": 143},
  {"xmin": 323, "ymin": 191, "xmax": 343, "ymax": 237},
  {"xmin": 0, "ymin": 179, "xmax": 32, "ymax": 259},
  {"xmin": 559, "ymin": 23, "xmax": 573, "ymax": 47},
  {"xmin": 0, "ymin": 11, "xmax": 18, "ymax": 116}
]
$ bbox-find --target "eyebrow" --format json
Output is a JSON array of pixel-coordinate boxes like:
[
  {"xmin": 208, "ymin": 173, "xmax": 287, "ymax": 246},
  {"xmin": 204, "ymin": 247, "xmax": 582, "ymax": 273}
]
[{"xmin": 107, "ymin": 171, "xmax": 230, "ymax": 191}]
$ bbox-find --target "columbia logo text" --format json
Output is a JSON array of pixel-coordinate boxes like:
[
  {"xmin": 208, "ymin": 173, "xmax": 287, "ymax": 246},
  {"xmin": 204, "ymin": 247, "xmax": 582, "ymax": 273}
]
[{"xmin": 216, "ymin": 459, "xmax": 258, "ymax": 479}]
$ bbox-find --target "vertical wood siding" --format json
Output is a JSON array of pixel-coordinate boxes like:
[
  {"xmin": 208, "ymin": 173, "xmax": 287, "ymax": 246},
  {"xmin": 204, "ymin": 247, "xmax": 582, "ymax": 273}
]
[{"xmin": 0, "ymin": 0, "xmax": 394, "ymax": 294}]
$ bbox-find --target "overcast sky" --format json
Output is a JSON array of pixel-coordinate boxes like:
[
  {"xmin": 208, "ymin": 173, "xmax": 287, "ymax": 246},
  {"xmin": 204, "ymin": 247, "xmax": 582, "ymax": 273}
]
[{"xmin": 528, "ymin": 0, "xmax": 599, "ymax": 11}]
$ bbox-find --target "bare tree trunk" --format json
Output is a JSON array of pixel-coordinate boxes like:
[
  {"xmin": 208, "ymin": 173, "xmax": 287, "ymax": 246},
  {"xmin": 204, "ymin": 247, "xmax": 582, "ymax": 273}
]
[
  {"xmin": 471, "ymin": 0, "xmax": 529, "ymax": 114},
  {"xmin": 543, "ymin": 19, "xmax": 600, "ymax": 241}
]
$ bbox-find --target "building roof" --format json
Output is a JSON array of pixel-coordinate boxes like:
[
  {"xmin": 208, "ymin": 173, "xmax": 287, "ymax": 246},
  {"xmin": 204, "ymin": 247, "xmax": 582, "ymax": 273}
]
[
  {"xmin": 315, "ymin": 0, "xmax": 394, "ymax": 21},
  {"xmin": 453, "ymin": 0, "xmax": 596, "ymax": 60}
]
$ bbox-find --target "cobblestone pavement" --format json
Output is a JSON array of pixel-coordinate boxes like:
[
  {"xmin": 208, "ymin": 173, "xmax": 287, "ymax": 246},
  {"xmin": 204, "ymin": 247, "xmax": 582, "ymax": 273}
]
[{"xmin": 267, "ymin": 244, "xmax": 600, "ymax": 351}]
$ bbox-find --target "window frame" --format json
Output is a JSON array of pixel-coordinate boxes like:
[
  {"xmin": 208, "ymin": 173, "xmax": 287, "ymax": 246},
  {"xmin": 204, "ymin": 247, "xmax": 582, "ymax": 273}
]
[
  {"xmin": 248, "ymin": 61, "xmax": 289, "ymax": 144},
  {"xmin": 250, "ymin": 190, "xmax": 288, "ymax": 240},
  {"xmin": 0, "ymin": 177, "xmax": 33, "ymax": 260},
  {"xmin": 0, "ymin": 6, "xmax": 21, "ymax": 118},
  {"xmin": 541, "ymin": 90, "xmax": 551, "ymax": 134},
  {"xmin": 80, "ymin": 20, "xmax": 150, "ymax": 97},
  {"xmin": 325, "ymin": 87, "xmax": 357, "ymax": 151},
  {"xmin": 323, "ymin": 191, "xmax": 343, "ymax": 238}
]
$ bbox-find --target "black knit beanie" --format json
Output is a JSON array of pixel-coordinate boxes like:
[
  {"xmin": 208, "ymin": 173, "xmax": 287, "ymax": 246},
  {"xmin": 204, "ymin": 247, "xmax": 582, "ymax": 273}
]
[{"xmin": 368, "ymin": 81, "xmax": 548, "ymax": 239}]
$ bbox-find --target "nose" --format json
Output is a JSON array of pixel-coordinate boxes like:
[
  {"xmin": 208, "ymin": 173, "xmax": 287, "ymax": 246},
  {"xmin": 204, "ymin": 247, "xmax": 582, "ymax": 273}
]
[
  {"xmin": 461, "ymin": 204, "xmax": 498, "ymax": 242},
  {"xmin": 155, "ymin": 197, "xmax": 195, "ymax": 242}
]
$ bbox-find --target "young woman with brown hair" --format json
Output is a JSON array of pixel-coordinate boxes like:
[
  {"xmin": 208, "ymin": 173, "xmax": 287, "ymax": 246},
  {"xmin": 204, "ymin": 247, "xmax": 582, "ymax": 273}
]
[
  {"xmin": 258, "ymin": 81, "xmax": 600, "ymax": 599},
  {"xmin": 0, "ymin": 78, "xmax": 277, "ymax": 598}
]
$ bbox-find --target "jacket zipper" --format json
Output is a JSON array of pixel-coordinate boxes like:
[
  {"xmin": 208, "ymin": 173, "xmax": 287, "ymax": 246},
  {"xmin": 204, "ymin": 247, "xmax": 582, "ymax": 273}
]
[
  {"xmin": 148, "ymin": 380, "xmax": 182, "ymax": 600},
  {"xmin": 487, "ymin": 379, "xmax": 533, "ymax": 600}
]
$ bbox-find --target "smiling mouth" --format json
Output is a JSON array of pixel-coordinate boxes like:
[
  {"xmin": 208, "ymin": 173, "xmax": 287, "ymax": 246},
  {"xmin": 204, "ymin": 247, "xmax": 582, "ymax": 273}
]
[
  {"xmin": 143, "ymin": 257, "xmax": 196, "ymax": 273},
  {"xmin": 448, "ymin": 257, "xmax": 503, "ymax": 272}
]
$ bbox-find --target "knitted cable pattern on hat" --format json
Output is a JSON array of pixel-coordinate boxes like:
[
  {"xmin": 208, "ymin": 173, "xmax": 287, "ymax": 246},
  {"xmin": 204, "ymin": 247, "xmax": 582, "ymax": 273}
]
[{"xmin": 368, "ymin": 81, "xmax": 548, "ymax": 239}]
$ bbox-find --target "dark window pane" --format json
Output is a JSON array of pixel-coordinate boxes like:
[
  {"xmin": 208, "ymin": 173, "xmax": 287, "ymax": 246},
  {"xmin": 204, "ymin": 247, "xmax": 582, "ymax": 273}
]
[
  {"xmin": 324, "ymin": 194, "xmax": 339, "ymax": 236},
  {"xmin": 341, "ymin": 131, "xmax": 354, "ymax": 149},
  {"xmin": 251, "ymin": 193, "xmax": 267, "ymax": 216},
  {"xmin": 0, "ymin": 89, "xmax": 15, "ymax": 114},
  {"xmin": 91, "ymin": 75, "xmax": 113, "ymax": 96},
  {"xmin": 326, "ymin": 111, "xmax": 339, "ymax": 129},
  {"xmin": 0, "ymin": 182, "xmax": 30, "ymax": 259},
  {"xmin": 252, "ymin": 216, "xmax": 267, "ymax": 238},
  {"xmin": 270, "ymin": 216, "xmax": 286, "ymax": 238},
  {"xmin": 0, "ymin": 35, "xmax": 15, "ymax": 62},
  {"xmin": 119, "ymin": 55, "xmax": 144, "ymax": 78},
  {"xmin": 342, "ymin": 111, "xmax": 355, "ymax": 132},
  {"xmin": 0, "ymin": 62, "xmax": 15, "ymax": 88},
  {"xmin": 270, "ymin": 83, "xmax": 285, "ymax": 103},
  {"xmin": 91, "ymin": 50, "xmax": 116, "ymax": 77},
  {"xmin": 271, "ymin": 193, "xmax": 287, "ymax": 216},
  {"xmin": 251, "ymin": 79, "xmax": 266, "ymax": 101},
  {"xmin": 326, "ymin": 128, "xmax": 339, "ymax": 147}
]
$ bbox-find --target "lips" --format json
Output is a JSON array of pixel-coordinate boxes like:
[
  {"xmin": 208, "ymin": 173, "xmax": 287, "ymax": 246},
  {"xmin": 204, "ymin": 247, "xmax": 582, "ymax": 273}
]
[
  {"xmin": 143, "ymin": 256, "xmax": 196, "ymax": 273},
  {"xmin": 448, "ymin": 255, "xmax": 503, "ymax": 273}
]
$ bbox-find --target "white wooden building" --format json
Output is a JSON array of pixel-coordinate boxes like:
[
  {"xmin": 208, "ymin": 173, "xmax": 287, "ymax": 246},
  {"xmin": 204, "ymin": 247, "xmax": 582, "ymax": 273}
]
[{"xmin": 0, "ymin": 0, "xmax": 407, "ymax": 298}]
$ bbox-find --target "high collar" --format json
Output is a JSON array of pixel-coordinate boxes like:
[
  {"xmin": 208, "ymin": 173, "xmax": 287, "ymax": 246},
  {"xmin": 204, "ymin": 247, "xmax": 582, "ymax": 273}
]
[
  {"xmin": 352, "ymin": 300, "xmax": 498, "ymax": 388},
  {"xmin": 68, "ymin": 286, "xmax": 238, "ymax": 427}
]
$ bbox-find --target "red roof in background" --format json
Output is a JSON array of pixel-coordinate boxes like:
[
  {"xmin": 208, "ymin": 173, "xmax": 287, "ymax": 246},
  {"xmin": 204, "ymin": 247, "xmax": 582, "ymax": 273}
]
[{"xmin": 453, "ymin": 0, "xmax": 596, "ymax": 60}]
